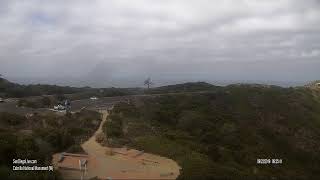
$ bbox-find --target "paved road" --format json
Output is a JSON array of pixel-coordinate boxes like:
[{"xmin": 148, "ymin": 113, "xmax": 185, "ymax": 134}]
[
  {"xmin": 0, "ymin": 90, "xmax": 214, "ymax": 115},
  {"xmin": 0, "ymin": 96, "xmax": 129, "ymax": 114},
  {"xmin": 1, "ymin": 94, "xmax": 182, "ymax": 179}
]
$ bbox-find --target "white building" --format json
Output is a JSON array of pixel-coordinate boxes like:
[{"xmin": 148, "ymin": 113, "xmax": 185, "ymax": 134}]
[
  {"xmin": 90, "ymin": 97, "xmax": 98, "ymax": 100},
  {"xmin": 54, "ymin": 104, "xmax": 66, "ymax": 110}
]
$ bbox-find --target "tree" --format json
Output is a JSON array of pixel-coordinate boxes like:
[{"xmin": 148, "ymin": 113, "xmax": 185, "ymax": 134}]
[{"xmin": 144, "ymin": 77, "xmax": 152, "ymax": 90}]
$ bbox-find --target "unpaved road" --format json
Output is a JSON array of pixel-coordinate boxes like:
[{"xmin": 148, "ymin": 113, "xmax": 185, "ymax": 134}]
[{"xmin": 79, "ymin": 110, "xmax": 180, "ymax": 179}]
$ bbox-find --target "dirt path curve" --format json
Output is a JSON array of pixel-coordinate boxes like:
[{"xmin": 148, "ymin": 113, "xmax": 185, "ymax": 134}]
[
  {"xmin": 81, "ymin": 110, "xmax": 108, "ymax": 157},
  {"xmin": 80, "ymin": 110, "xmax": 181, "ymax": 180}
]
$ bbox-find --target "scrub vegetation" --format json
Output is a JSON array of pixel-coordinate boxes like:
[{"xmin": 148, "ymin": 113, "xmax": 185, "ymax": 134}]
[
  {"xmin": 104, "ymin": 84, "xmax": 320, "ymax": 179},
  {"xmin": 0, "ymin": 110, "xmax": 101, "ymax": 180}
]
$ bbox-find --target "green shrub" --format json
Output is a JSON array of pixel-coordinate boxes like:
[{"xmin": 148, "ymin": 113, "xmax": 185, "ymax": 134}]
[
  {"xmin": 0, "ymin": 112, "xmax": 26, "ymax": 125},
  {"xmin": 106, "ymin": 86, "xmax": 320, "ymax": 179}
]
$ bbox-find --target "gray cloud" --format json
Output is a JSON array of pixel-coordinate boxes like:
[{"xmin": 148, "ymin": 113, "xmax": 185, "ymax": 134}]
[{"xmin": 0, "ymin": 0, "xmax": 319, "ymax": 87}]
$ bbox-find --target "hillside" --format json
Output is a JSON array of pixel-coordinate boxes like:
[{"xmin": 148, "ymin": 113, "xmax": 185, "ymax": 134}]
[
  {"xmin": 0, "ymin": 77, "xmax": 83, "ymax": 98},
  {"xmin": 148, "ymin": 82, "xmax": 218, "ymax": 94},
  {"xmin": 0, "ymin": 109, "xmax": 102, "ymax": 180},
  {"xmin": 305, "ymin": 80, "xmax": 320, "ymax": 91},
  {"xmin": 104, "ymin": 85, "xmax": 320, "ymax": 179},
  {"xmin": 0, "ymin": 77, "xmax": 142, "ymax": 99},
  {"xmin": 0, "ymin": 78, "xmax": 219, "ymax": 98}
]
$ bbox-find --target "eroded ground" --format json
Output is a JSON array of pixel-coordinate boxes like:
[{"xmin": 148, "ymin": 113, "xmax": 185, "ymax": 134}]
[{"xmin": 53, "ymin": 110, "xmax": 181, "ymax": 180}]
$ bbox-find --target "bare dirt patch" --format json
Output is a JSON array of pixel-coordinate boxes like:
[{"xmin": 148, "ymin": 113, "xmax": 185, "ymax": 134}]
[{"xmin": 54, "ymin": 110, "xmax": 180, "ymax": 180}]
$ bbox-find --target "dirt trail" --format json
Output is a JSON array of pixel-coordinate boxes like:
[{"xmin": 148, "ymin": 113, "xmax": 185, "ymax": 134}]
[
  {"xmin": 79, "ymin": 110, "xmax": 181, "ymax": 179},
  {"xmin": 81, "ymin": 110, "xmax": 108, "ymax": 157}
]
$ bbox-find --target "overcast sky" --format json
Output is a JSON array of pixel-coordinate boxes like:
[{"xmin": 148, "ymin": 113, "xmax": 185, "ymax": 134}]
[{"xmin": 0, "ymin": 0, "xmax": 319, "ymax": 87}]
